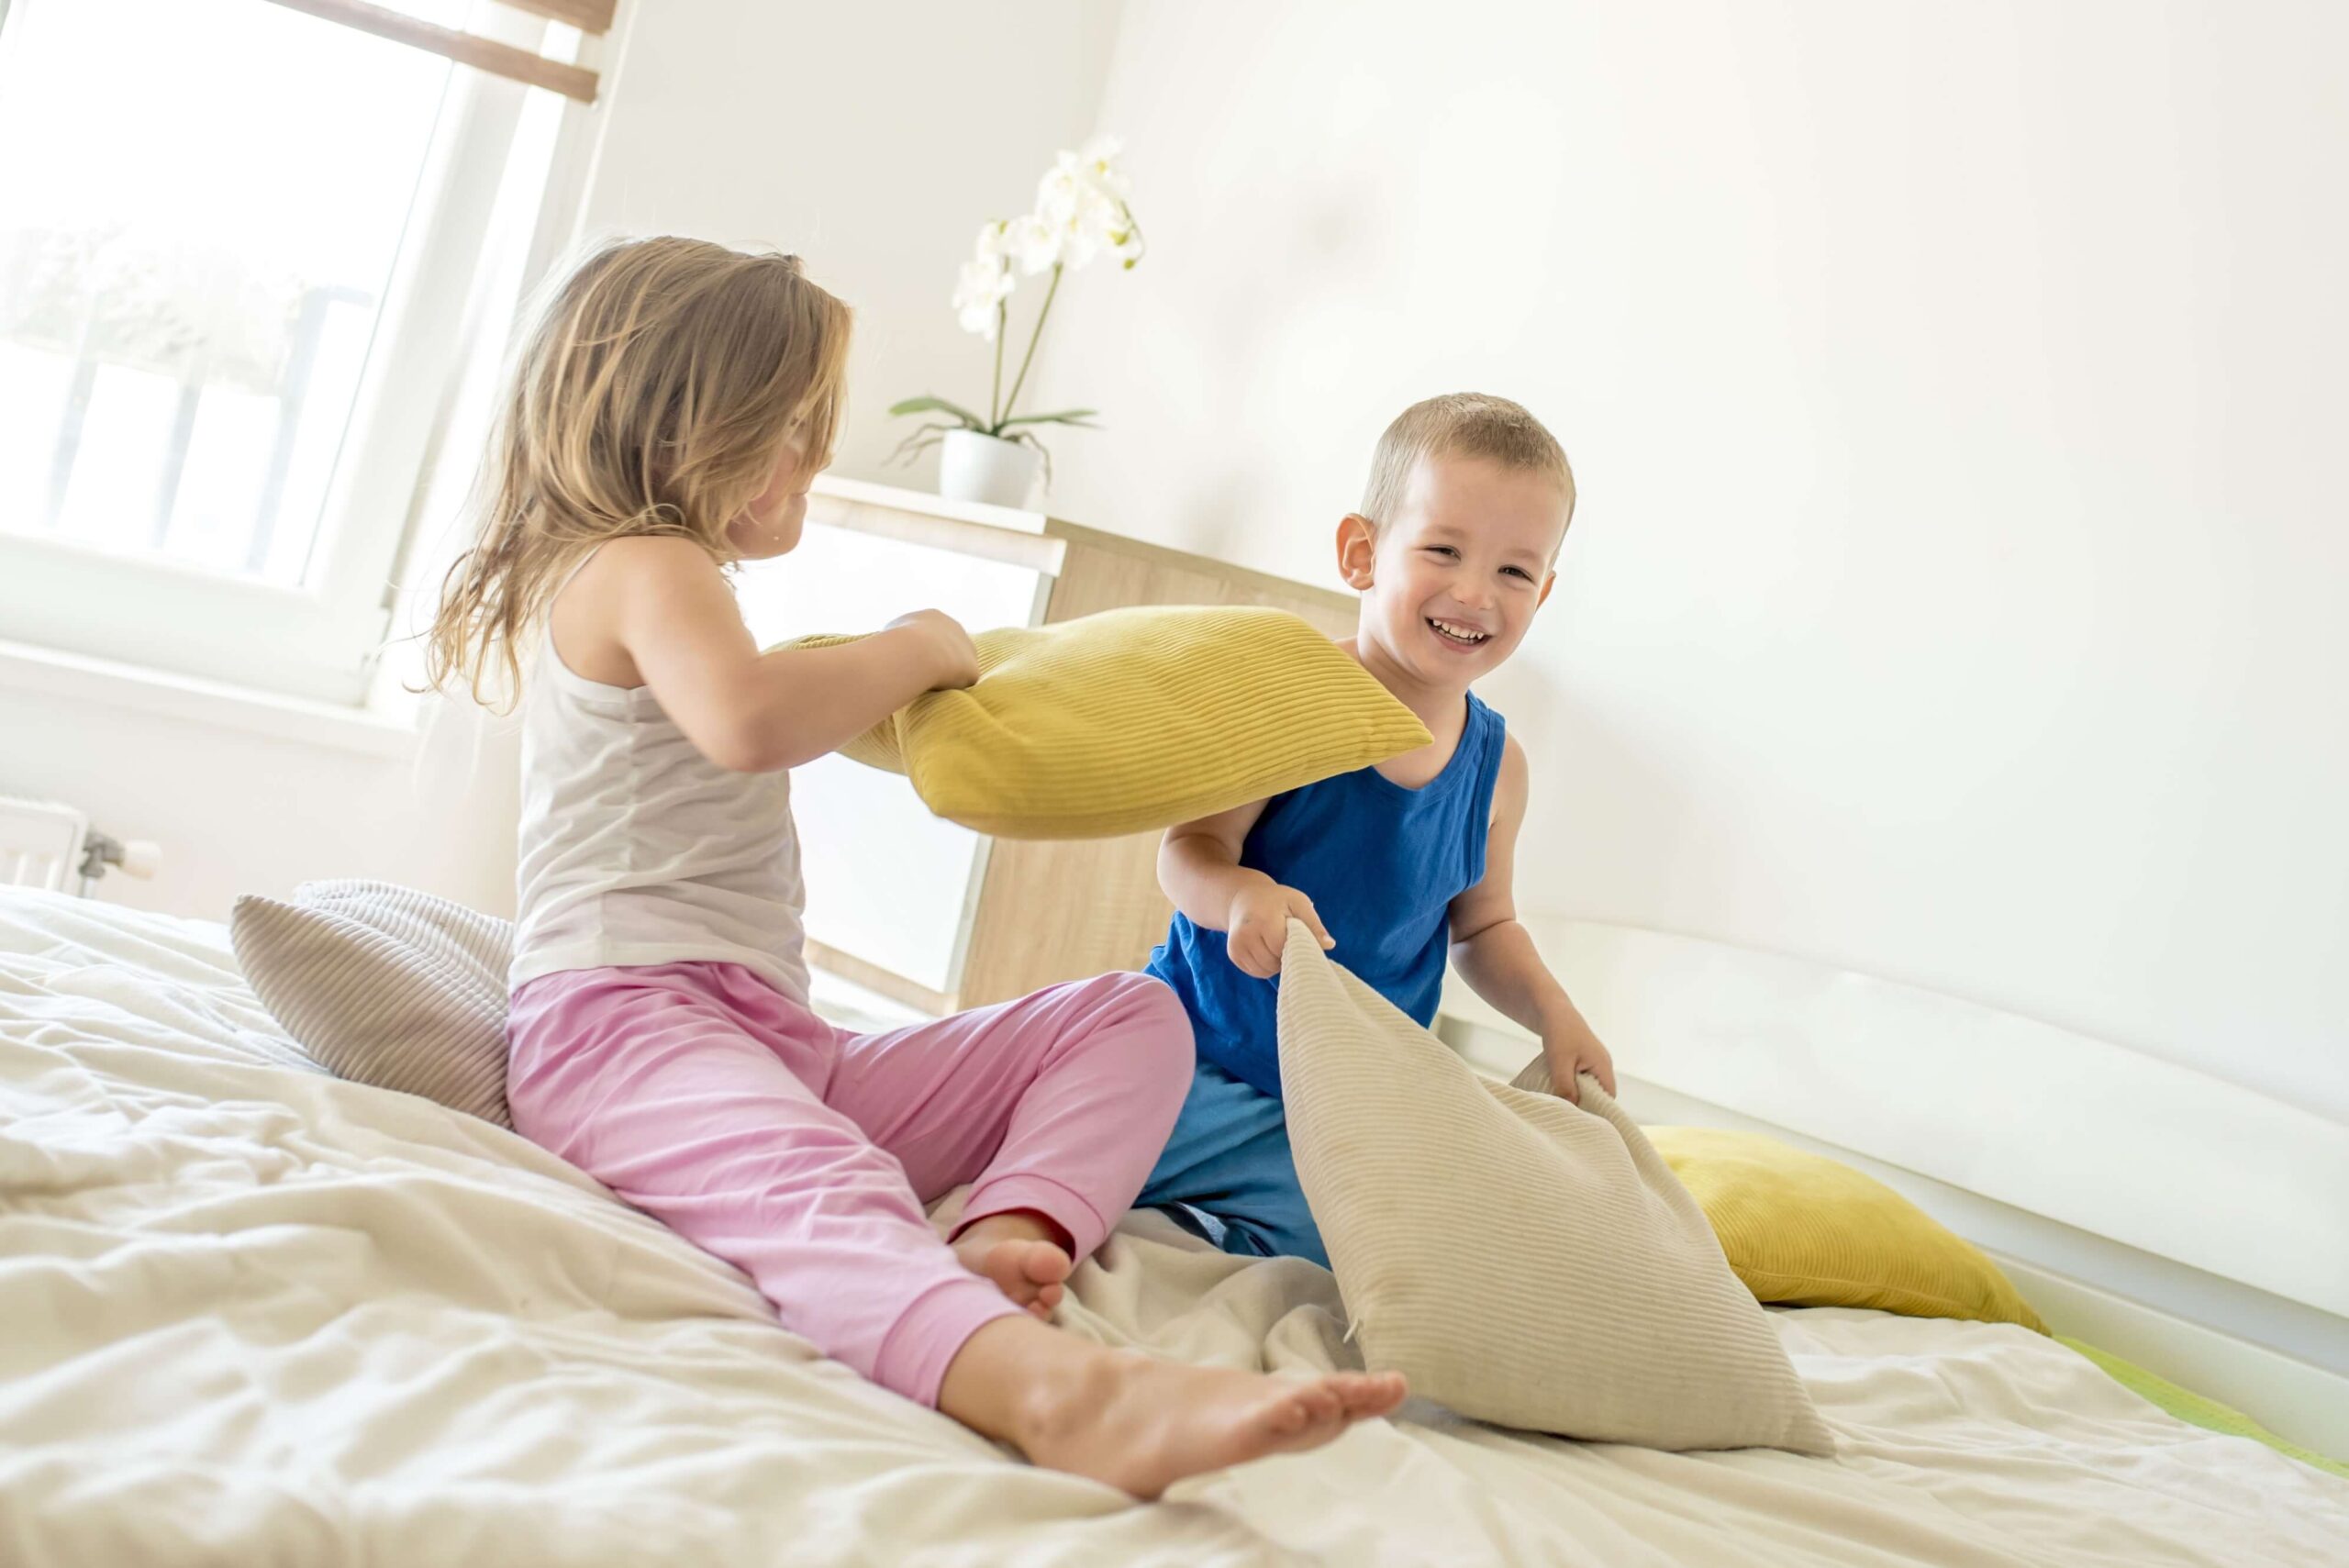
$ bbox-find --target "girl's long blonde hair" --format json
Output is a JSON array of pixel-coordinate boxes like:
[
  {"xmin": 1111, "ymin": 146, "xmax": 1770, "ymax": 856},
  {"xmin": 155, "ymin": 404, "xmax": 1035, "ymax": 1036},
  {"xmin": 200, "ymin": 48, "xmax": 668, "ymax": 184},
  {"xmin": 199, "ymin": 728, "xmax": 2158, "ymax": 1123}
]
[{"xmin": 426, "ymin": 236, "xmax": 852, "ymax": 704}]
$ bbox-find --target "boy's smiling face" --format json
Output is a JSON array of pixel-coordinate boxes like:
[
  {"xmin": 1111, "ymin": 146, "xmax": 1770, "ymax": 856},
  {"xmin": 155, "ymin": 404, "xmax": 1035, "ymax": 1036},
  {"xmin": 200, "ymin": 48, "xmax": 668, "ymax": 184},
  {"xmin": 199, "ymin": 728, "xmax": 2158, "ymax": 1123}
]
[{"xmin": 1339, "ymin": 452, "xmax": 1569, "ymax": 693}]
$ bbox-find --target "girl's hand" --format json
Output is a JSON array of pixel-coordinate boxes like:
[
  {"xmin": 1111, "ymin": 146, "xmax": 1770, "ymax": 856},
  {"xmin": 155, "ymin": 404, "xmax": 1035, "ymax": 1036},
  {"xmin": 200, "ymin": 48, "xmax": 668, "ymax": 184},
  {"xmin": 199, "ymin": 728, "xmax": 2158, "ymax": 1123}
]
[
  {"xmin": 886, "ymin": 609, "xmax": 980, "ymax": 690},
  {"xmin": 1225, "ymin": 882, "xmax": 1335, "ymax": 979}
]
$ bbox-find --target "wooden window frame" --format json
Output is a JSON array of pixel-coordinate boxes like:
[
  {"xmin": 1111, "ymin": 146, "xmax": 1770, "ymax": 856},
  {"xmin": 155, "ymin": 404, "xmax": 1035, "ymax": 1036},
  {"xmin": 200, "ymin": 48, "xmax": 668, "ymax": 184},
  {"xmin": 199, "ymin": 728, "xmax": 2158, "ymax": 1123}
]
[{"xmin": 261, "ymin": 0, "xmax": 613, "ymax": 102}]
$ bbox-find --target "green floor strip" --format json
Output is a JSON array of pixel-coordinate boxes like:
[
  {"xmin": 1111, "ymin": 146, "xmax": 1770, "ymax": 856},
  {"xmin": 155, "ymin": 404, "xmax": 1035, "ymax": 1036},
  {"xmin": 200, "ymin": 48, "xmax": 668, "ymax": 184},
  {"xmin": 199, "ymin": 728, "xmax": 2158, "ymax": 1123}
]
[{"xmin": 2062, "ymin": 1337, "xmax": 2346, "ymax": 1479}]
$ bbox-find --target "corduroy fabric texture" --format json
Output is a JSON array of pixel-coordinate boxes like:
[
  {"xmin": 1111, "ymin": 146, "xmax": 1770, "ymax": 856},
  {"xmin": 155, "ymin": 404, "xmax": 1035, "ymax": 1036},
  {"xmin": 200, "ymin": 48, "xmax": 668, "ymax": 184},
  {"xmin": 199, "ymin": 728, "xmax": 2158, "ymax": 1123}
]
[
  {"xmin": 1642, "ymin": 1125, "xmax": 2046, "ymax": 1331},
  {"xmin": 1277, "ymin": 921, "xmax": 1833, "ymax": 1452},
  {"xmin": 783, "ymin": 606, "xmax": 1431, "ymax": 840},
  {"xmin": 231, "ymin": 881, "xmax": 515, "ymax": 1128}
]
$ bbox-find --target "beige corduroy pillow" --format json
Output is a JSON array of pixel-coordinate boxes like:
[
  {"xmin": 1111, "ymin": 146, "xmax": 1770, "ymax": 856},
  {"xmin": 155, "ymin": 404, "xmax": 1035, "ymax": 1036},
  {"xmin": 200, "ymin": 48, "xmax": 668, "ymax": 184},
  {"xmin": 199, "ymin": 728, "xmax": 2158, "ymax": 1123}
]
[
  {"xmin": 1275, "ymin": 920, "xmax": 1834, "ymax": 1452},
  {"xmin": 230, "ymin": 880, "xmax": 515, "ymax": 1128}
]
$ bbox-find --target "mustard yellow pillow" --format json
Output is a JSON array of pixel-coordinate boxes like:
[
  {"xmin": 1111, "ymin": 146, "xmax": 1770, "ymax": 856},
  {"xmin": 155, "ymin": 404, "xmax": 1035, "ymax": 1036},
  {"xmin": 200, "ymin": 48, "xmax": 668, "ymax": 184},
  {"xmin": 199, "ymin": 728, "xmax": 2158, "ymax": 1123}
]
[
  {"xmin": 1647, "ymin": 1125, "xmax": 2046, "ymax": 1331},
  {"xmin": 782, "ymin": 606, "xmax": 1431, "ymax": 840}
]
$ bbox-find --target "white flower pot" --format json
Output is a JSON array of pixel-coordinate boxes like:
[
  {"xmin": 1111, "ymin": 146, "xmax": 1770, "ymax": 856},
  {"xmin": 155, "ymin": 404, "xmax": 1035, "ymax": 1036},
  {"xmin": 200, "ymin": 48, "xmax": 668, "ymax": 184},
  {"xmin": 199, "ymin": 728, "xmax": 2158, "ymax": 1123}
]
[{"xmin": 938, "ymin": 428, "xmax": 1041, "ymax": 508}]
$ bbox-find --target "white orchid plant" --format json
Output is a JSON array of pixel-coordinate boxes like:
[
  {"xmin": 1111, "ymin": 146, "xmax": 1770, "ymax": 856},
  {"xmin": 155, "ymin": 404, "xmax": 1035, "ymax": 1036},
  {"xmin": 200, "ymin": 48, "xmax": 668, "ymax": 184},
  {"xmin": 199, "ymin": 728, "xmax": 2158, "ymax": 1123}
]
[{"xmin": 891, "ymin": 136, "xmax": 1145, "ymax": 482}]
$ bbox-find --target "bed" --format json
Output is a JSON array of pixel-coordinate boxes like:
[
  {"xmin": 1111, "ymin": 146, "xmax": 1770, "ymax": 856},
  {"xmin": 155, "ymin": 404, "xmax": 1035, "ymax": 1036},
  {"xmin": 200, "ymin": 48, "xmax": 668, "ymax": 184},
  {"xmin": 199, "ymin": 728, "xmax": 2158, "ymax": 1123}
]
[{"xmin": 3, "ymin": 887, "xmax": 2343, "ymax": 1566}]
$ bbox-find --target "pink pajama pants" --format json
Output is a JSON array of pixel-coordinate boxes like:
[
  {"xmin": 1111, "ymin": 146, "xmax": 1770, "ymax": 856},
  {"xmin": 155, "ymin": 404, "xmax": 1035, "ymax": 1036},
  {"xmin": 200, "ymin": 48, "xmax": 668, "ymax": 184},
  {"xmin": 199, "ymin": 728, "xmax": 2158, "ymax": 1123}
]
[{"xmin": 506, "ymin": 962, "xmax": 1193, "ymax": 1407}]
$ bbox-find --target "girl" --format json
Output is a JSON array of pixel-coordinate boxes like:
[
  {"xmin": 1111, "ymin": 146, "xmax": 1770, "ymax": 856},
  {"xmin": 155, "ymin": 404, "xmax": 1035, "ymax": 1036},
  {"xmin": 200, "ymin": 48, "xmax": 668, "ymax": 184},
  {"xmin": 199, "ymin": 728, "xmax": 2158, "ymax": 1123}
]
[{"xmin": 426, "ymin": 237, "xmax": 1403, "ymax": 1499}]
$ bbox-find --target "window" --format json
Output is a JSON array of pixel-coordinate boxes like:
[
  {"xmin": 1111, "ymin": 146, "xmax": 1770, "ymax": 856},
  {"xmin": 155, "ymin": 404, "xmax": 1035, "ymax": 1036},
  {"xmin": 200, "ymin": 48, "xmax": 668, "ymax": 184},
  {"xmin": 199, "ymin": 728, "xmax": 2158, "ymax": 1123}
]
[{"xmin": 0, "ymin": 0, "xmax": 585, "ymax": 705}]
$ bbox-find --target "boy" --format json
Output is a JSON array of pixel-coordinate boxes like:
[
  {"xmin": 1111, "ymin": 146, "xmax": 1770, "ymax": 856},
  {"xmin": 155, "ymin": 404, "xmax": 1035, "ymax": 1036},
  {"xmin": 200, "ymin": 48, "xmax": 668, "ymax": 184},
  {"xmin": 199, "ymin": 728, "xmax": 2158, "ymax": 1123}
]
[{"xmin": 1137, "ymin": 393, "xmax": 1616, "ymax": 1265}]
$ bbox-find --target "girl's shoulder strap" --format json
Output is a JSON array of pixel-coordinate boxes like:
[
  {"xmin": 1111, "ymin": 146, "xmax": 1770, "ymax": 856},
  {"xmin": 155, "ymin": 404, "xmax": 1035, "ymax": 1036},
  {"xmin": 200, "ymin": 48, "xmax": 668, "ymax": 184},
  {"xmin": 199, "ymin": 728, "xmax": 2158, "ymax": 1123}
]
[
  {"xmin": 530, "ymin": 542, "xmax": 618, "ymax": 693},
  {"xmin": 547, "ymin": 540, "xmax": 606, "ymax": 612}
]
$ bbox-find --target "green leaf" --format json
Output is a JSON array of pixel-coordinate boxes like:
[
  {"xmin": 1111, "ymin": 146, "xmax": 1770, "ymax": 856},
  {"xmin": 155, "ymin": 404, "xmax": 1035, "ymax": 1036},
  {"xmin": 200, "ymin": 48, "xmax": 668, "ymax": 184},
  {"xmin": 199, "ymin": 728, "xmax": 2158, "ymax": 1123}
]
[
  {"xmin": 996, "ymin": 408, "xmax": 1100, "ymax": 430},
  {"xmin": 887, "ymin": 395, "xmax": 985, "ymax": 427}
]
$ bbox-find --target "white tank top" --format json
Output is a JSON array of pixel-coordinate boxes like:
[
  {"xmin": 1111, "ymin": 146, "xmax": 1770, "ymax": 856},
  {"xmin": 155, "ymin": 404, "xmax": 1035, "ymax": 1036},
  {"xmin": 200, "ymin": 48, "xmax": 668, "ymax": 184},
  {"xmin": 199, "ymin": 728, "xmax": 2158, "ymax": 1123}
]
[{"xmin": 509, "ymin": 623, "xmax": 810, "ymax": 1006}]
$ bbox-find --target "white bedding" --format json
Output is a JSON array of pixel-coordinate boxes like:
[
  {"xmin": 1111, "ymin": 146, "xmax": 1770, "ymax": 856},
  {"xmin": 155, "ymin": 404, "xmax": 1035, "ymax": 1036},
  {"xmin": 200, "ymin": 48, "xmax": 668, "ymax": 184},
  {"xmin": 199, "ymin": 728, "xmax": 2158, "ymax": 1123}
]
[{"xmin": 3, "ymin": 889, "xmax": 2343, "ymax": 1567}]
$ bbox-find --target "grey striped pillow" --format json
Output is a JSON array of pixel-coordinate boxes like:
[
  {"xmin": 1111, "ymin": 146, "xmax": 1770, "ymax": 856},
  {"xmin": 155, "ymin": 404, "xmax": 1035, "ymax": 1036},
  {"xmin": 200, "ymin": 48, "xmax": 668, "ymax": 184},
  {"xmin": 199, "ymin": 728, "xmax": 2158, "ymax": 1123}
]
[
  {"xmin": 230, "ymin": 881, "xmax": 515, "ymax": 1128},
  {"xmin": 1276, "ymin": 920, "xmax": 1833, "ymax": 1453}
]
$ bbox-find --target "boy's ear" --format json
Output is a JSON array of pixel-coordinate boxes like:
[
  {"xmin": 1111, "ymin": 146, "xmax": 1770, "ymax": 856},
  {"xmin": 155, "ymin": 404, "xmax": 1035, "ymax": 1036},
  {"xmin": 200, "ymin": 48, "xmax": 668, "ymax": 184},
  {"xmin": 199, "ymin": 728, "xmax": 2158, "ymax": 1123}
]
[
  {"xmin": 1336, "ymin": 514, "xmax": 1378, "ymax": 589},
  {"xmin": 1537, "ymin": 571, "xmax": 1557, "ymax": 609}
]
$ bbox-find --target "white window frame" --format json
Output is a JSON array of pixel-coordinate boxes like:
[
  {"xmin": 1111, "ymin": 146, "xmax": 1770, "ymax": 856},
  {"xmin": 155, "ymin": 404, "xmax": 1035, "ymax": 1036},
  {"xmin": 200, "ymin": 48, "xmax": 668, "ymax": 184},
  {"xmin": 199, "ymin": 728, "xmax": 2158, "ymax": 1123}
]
[{"xmin": 0, "ymin": 6, "xmax": 588, "ymax": 707}]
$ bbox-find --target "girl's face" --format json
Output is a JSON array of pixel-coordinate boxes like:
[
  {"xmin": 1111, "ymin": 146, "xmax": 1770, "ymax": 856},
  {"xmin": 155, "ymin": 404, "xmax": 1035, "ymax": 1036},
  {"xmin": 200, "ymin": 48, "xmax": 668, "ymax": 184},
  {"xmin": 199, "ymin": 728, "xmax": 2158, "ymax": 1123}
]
[{"xmin": 727, "ymin": 439, "xmax": 816, "ymax": 560}]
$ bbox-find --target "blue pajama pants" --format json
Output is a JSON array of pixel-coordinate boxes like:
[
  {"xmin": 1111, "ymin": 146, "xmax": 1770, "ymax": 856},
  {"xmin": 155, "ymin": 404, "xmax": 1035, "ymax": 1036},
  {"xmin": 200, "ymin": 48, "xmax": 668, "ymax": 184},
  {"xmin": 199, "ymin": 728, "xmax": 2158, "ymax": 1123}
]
[{"xmin": 1135, "ymin": 1059, "xmax": 1330, "ymax": 1267}]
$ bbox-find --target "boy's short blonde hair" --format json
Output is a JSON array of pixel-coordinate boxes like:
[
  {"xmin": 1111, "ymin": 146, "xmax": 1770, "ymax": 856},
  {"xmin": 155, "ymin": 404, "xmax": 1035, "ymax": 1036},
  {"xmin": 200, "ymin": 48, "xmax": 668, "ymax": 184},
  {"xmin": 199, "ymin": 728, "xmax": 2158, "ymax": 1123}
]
[{"xmin": 1359, "ymin": 393, "xmax": 1575, "ymax": 533}]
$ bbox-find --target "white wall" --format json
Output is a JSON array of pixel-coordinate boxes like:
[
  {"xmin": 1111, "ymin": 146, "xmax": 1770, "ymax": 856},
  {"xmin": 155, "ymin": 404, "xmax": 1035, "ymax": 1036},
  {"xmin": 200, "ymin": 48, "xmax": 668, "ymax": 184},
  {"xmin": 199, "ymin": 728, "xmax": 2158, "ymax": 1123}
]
[
  {"xmin": 1, "ymin": 683, "xmax": 519, "ymax": 919},
  {"xmin": 1028, "ymin": 1, "xmax": 2349, "ymax": 1123},
  {"xmin": 7, "ymin": 1, "xmax": 1121, "ymax": 922},
  {"xmin": 576, "ymin": 0, "xmax": 1125, "ymax": 487}
]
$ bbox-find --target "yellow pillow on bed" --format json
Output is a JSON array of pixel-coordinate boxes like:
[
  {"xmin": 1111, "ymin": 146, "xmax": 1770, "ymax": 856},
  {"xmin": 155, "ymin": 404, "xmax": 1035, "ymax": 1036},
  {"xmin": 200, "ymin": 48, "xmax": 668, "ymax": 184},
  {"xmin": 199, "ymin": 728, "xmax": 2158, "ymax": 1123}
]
[
  {"xmin": 780, "ymin": 606, "xmax": 1431, "ymax": 840},
  {"xmin": 1645, "ymin": 1125, "xmax": 2046, "ymax": 1332}
]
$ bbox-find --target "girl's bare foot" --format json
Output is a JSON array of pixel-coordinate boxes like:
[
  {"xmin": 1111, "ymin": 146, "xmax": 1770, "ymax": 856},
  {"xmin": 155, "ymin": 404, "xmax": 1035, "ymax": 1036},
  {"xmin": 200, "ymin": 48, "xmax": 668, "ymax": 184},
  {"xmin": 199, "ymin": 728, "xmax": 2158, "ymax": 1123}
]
[
  {"xmin": 1019, "ymin": 1350, "xmax": 1408, "ymax": 1498},
  {"xmin": 938, "ymin": 1316, "xmax": 1408, "ymax": 1499},
  {"xmin": 952, "ymin": 1212, "xmax": 1074, "ymax": 1318}
]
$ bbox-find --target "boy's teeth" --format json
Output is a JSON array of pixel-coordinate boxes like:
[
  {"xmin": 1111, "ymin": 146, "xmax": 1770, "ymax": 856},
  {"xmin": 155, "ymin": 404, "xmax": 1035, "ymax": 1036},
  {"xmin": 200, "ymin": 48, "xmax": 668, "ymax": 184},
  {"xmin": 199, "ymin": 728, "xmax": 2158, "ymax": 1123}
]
[{"xmin": 1429, "ymin": 617, "xmax": 1487, "ymax": 643}]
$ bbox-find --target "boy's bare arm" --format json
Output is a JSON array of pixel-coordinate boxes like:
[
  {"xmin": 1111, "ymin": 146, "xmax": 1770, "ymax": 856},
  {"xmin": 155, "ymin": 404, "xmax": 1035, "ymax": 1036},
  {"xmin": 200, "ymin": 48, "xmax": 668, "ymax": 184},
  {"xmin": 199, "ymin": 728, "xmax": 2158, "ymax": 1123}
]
[
  {"xmin": 1448, "ymin": 737, "xmax": 1618, "ymax": 1101},
  {"xmin": 1159, "ymin": 802, "xmax": 1335, "ymax": 978}
]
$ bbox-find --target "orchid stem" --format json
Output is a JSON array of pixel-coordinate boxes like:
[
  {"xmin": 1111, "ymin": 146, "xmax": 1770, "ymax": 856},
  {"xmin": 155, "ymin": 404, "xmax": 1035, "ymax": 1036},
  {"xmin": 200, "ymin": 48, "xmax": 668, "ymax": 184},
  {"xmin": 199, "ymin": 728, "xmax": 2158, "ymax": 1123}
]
[
  {"xmin": 998, "ymin": 263, "xmax": 1061, "ymax": 432},
  {"xmin": 988, "ymin": 300, "xmax": 1006, "ymax": 429}
]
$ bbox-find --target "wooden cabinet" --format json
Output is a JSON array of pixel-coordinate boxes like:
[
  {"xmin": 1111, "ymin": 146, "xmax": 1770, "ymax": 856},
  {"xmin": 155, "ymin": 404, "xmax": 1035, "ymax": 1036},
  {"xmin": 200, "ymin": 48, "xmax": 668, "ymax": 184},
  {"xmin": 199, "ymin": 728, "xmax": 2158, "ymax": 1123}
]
[{"xmin": 736, "ymin": 475, "xmax": 1354, "ymax": 1015}]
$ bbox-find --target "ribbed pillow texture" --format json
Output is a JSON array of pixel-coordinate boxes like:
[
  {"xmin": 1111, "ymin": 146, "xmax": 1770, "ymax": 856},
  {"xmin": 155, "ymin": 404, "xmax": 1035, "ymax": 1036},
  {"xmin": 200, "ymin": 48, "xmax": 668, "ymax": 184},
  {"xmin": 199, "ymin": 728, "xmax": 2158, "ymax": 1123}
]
[
  {"xmin": 783, "ymin": 605, "xmax": 1432, "ymax": 840},
  {"xmin": 1644, "ymin": 1124, "xmax": 2046, "ymax": 1331},
  {"xmin": 1277, "ymin": 919, "xmax": 1835, "ymax": 1452},
  {"xmin": 230, "ymin": 880, "xmax": 516, "ymax": 1128}
]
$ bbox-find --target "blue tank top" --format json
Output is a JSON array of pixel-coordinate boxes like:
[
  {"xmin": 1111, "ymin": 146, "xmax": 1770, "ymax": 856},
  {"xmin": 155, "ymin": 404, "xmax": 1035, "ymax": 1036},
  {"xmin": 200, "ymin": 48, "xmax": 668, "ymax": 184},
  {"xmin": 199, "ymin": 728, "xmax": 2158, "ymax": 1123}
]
[{"xmin": 1146, "ymin": 691, "xmax": 1507, "ymax": 1100}]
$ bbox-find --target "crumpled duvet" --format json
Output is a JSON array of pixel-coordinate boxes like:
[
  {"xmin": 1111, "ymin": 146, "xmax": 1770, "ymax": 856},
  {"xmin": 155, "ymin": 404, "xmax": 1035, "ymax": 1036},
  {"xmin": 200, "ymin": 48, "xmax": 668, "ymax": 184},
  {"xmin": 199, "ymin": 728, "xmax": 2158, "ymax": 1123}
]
[{"xmin": 4, "ymin": 889, "xmax": 2342, "ymax": 1567}]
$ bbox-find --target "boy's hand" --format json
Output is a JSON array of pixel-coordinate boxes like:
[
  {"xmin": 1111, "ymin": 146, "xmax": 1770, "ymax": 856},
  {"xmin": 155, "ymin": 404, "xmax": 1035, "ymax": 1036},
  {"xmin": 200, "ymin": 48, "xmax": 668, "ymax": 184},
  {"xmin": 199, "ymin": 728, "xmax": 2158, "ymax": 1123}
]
[
  {"xmin": 885, "ymin": 609, "xmax": 980, "ymax": 691},
  {"xmin": 1541, "ymin": 1018, "xmax": 1618, "ymax": 1105},
  {"xmin": 1225, "ymin": 883, "xmax": 1334, "ymax": 978}
]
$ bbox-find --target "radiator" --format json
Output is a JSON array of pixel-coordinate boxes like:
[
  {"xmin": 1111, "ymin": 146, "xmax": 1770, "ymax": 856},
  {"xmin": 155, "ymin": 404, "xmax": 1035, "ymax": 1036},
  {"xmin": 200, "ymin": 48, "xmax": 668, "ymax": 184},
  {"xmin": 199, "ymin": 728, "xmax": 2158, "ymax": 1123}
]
[{"xmin": 0, "ymin": 795, "xmax": 161, "ymax": 895}]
